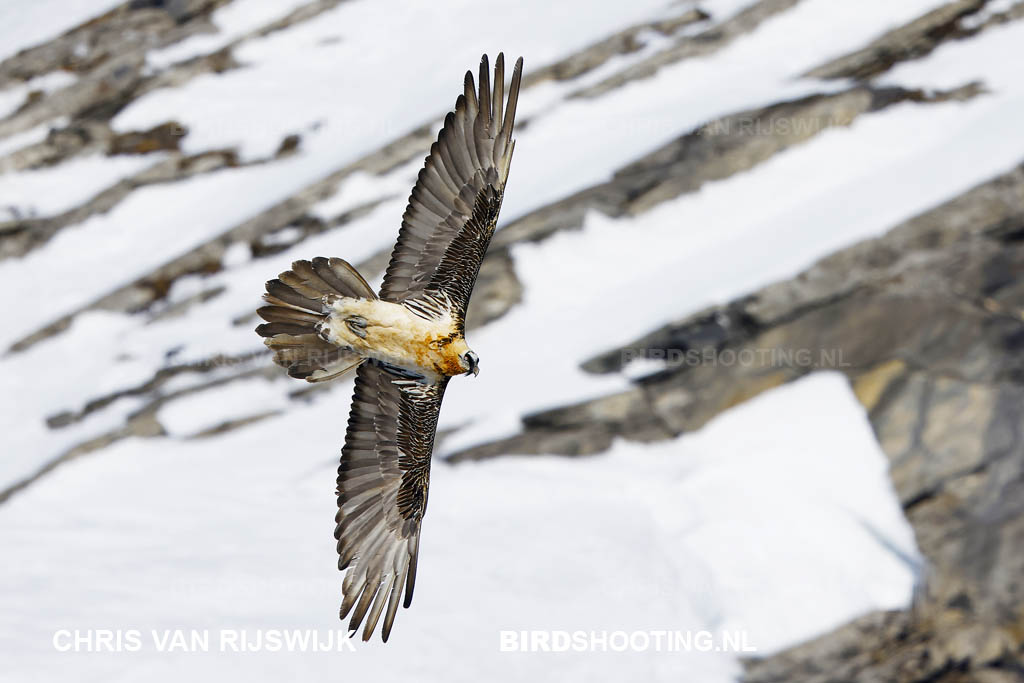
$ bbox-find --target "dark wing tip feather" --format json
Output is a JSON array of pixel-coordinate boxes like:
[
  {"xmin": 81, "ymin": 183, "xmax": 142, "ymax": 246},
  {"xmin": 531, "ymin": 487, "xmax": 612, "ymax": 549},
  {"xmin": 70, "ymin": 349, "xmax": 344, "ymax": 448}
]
[
  {"xmin": 478, "ymin": 54, "xmax": 491, "ymax": 124},
  {"xmin": 493, "ymin": 53, "xmax": 505, "ymax": 133},
  {"xmin": 472, "ymin": 57, "xmax": 491, "ymax": 141},
  {"xmin": 403, "ymin": 538, "xmax": 420, "ymax": 608},
  {"xmin": 499, "ymin": 55, "xmax": 523, "ymax": 147}
]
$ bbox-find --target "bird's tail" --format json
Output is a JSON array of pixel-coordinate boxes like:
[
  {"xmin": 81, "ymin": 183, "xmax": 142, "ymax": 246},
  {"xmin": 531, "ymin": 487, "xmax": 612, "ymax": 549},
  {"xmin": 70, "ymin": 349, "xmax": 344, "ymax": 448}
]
[{"xmin": 256, "ymin": 257, "xmax": 376, "ymax": 382}]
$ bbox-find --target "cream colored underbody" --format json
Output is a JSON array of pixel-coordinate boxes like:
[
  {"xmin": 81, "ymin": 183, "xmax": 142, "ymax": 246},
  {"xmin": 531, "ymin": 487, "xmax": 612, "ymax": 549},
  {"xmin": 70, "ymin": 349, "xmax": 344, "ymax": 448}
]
[{"xmin": 320, "ymin": 297, "xmax": 471, "ymax": 380}]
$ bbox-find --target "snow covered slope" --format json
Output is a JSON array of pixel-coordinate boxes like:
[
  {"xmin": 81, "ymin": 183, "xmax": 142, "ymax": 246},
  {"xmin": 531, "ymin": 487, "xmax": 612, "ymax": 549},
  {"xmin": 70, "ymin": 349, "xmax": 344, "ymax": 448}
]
[
  {"xmin": 2, "ymin": 0, "xmax": 1021, "ymax": 680},
  {"xmin": 0, "ymin": 373, "xmax": 918, "ymax": 681}
]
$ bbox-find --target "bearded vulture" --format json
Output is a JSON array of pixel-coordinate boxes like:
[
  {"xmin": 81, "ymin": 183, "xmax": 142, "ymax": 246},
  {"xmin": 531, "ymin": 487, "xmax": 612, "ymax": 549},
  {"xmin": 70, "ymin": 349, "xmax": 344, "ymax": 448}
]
[{"xmin": 255, "ymin": 54, "xmax": 522, "ymax": 641}]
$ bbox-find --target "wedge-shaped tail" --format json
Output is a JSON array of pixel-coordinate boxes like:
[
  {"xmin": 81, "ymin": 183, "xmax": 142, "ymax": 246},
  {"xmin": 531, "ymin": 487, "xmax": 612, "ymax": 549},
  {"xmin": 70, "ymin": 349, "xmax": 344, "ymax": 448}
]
[{"xmin": 257, "ymin": 257, "xmax": 376, "ymax": 382}]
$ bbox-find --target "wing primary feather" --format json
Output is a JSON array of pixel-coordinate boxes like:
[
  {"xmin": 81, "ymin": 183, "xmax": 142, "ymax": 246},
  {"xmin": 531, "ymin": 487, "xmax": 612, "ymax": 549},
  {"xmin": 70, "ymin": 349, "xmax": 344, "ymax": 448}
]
[
  {"xmin": 460, "ymin": 74, "xmax": 484, "ymax": 172},
  {"xmin": 478, "ymin": 54, "xmax": 491, "ymax": 131},
  {"xmin": 339, "ymin": 579, "xmax": 361, "ymax": 618},
  {"xmin": 463, "ymin": 70, "xmax": 478, "ymax": 113},
  {"xmin": 362, "ymin": 571, "xmax": 395, "ymax": 641},
  {"xmin": 493, "ymin": 53, "xmax": 505, "ymax": 135},
  {"xmin": 348, "ymin": 581, "xmax": 380, "ymax": 634},
  {"xmin": 381, "ymin": 572, "xmax": 404, "ymax": 642},
  {"xmin": 403, "ymin": 534, "xmax": 420, "ymax": 608},
  {"xmin": 499, "ymin": 56, "xmax": 523, "ymax": 152},
  {"xmin": 473, "ymin": 55, "xmax": 493, "ymax": 165}
]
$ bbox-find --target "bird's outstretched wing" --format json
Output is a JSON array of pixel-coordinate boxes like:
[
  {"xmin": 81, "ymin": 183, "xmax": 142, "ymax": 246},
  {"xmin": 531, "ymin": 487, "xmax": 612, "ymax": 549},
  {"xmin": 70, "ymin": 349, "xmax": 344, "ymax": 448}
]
[
  {"xmin": 380, "ymin": 53, "xmax": 522, "ymax": 328},
  {"xmin": 335, "ymin": 53, "xmax": 522, "ymax": 642},
  {"xmin": 335, "ymin": 361, "xmax": 448, "ymax": 641}
]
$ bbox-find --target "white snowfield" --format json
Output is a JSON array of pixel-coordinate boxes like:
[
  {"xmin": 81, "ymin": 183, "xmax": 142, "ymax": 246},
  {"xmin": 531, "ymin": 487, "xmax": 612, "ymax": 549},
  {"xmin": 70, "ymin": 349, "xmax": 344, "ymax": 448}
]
[
  {"xmin": 0, "ymin": 373, "xmax": 917, "ymax": 682},
  {"xmin": 3, "ymin": 0, "xmax": 1018, "ymax": 679}
]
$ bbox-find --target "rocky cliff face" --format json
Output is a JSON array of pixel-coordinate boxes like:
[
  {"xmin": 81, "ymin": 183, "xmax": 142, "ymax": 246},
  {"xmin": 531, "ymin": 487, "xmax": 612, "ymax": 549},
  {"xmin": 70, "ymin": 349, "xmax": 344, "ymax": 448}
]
[
  {"xmin": 2, "ymin": 0, "xmax": 1023, "ymax": 679},
  {"xmin": 480, "ymin": 163, "xmax": 1024, "ymax": 681}
]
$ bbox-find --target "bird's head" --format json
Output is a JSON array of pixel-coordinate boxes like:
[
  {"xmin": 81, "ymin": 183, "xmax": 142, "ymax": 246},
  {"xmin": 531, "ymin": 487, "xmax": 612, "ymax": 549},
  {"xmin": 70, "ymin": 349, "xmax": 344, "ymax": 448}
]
[{"xmin": 460, "ymin": 350, "xmax": 480, "ymax": 377}]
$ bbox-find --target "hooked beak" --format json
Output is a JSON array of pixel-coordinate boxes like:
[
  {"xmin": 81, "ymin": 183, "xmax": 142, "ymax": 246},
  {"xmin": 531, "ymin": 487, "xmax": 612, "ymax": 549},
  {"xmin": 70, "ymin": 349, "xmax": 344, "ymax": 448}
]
[{"xmin": 464, "ymin": 351, "xmax": 479, "ymax": 377}]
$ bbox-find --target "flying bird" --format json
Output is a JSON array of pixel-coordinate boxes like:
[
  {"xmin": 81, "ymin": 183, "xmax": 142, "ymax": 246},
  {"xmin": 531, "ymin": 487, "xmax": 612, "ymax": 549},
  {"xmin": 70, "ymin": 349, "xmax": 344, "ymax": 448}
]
[{"xmin": 255, "ymin": 54, "xmax": 522, "ymax": 642}]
